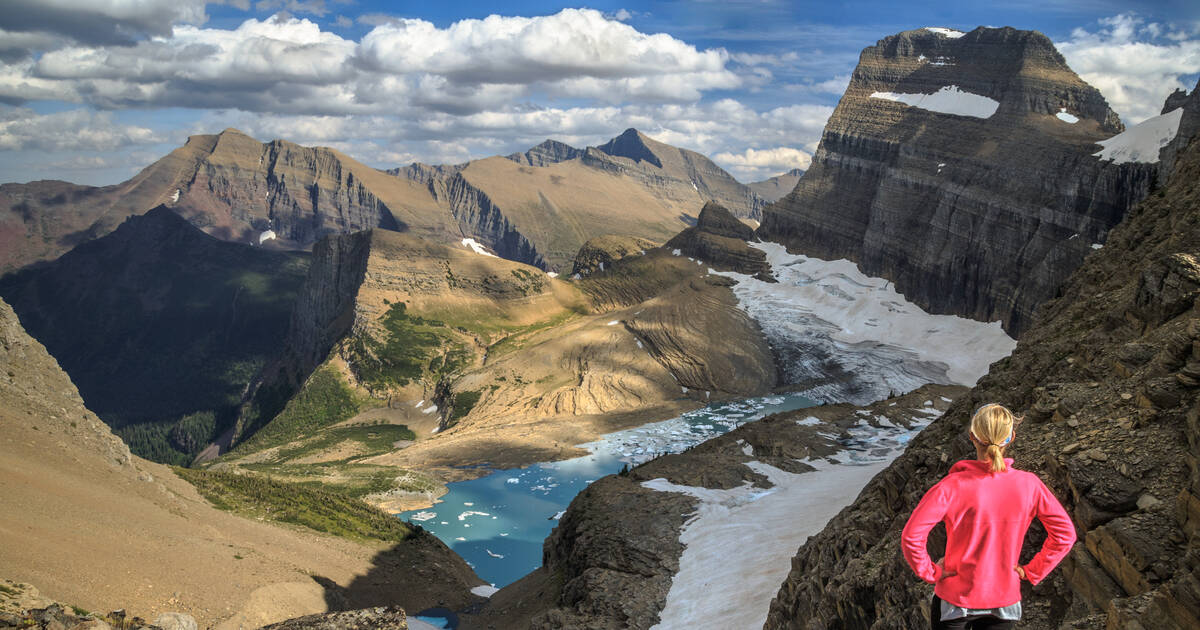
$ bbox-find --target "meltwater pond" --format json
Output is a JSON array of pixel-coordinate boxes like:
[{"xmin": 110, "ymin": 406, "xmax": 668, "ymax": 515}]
[{"xmin": 397, "ymin": 393, "xmax": 816, "ymax": 588}]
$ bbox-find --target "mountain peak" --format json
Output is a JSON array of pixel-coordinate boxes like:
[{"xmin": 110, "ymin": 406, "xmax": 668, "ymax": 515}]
[
  {"xmin": 595, "ymin": 128, "xmax": 663, "ymax": 168},
  {"xmin": 506, "ymin": 138, "xmax": 584, "ymax": 167}
]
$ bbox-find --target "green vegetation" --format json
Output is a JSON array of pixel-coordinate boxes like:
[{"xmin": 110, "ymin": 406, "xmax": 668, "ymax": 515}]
[
  {"xmin": 70, "ymin": 607, "xmax": 89, "ymax": 617},
  {"xmin": 234, "ymin": 366, "xmax": 365, "ymax": 454},
  {"xmin": 116, "ymin": 422, "xmax": 192, "ymax": 466},
  {"xmin": 174, "ymin": 468, "xmax": 414, "ymax": 543},
  {"xmin": 486, "ymin": 309, "xmax": 579, "ymax": 358},
  {"xmin": 241, "ymin": 461, "xmax": 440, "ymax": 499},
  {"xmin": 272, "ymin": 423, "xmax": 415, "ymax": 462},
  {"xmin": 346, "ymin": 301, "xmax": 465, "ymax": 390},
  {"xmin": 0, "ymin": 583, "xmax": 18, "ymax": 596},
  {"xmin": 450, "ymin": 389, "xmax": 482, "ymax": 422}
]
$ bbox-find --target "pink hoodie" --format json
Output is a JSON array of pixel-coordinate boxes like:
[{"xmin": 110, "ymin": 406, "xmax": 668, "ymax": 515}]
[{"xmin": 901, "ymin": 458, "xmax": 1077, "ymax": 608}]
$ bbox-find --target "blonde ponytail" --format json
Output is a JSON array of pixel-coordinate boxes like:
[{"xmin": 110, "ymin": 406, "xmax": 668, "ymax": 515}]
[{"xmin": 970, "ymin": 403, "xmax": 1018, "ymax": 473}]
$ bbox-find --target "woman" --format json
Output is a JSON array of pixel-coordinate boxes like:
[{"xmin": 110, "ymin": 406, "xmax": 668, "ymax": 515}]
[{"xmin": 901, "ymin": 404, "xmax": 1077, "ymax": 629}]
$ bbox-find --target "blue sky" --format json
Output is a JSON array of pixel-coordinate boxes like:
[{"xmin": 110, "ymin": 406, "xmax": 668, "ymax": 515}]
[{"xmin": 0, "ymin": 1, "xmax": 1197, "ymax": 185}]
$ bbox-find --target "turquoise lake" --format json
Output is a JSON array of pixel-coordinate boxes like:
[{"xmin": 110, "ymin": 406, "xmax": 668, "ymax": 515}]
[{"xmin": 398, "ymin": 393, "xmax": 817, "ymax": 588}]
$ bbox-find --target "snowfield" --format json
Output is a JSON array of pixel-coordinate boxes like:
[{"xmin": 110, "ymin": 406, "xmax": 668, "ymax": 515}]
[
  {"xmin": 870, "ymin": 85, "xmax": 999, "ymax": 119},
  {"xmin": 462, "ymin": 237, "xmax": 498, "ymax": 257},
  {"xmin": 1093, "ymin": 107, "xmax": 1183, "ymax": 164},
  {"xmin": 712, "ymin": 242, "xmax": 1015, "ymax": 404},
  {"xmin": 924, "ymin": 26, "xmax": 965, "ymax": 38}
]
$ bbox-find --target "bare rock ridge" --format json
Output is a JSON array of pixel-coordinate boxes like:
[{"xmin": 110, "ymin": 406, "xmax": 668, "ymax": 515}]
[
  {"xmin": 747, "ymin": 168, "xmax": 805, "ymax": 203},
  {"xmin": 506, "ymin": 139, "xmax": 586, "ymax": 167},
  {"xmin": 758, "ymin": 27, "xmax": 1163, "ymax": 335},
  {"xmin": 1157, "ymin": 79, "xmax": 1200, "ymax": 187},
  {"xmin": 0, "ymin": 205, "xmax": 310, "ymax": 464},
  {"xmin": 664, "ymin": 201, "xmax": 773, "ymax": 279},
  {"xmin": 763, "ymin": 132, "xmax": 1200, "ymax": 629}
]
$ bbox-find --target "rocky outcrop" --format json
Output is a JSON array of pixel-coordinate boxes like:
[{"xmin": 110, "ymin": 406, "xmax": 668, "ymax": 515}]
[
  {"xmin": 507, "ymin": 140, "xmax": 586, "ymax": 167},
  {"xmin": 0, "ymin": 604, "xmax": 191, "ymax": 630},
  {"xmin": 664, "ymin": 201, "xmax": 772, "ymax": 278},
  {"xmin": 747, "ymin": 168, "xmax": 805, "ymax": 203},
  {"xmin": 571, "ymin": 234, "xmax": 657, "ymax": 275},
  {"xmin": 260, "ymin": 607, "xmax": 408, "ymax": 629},
  {"xmin": 1157, "ymin": 78, "xmax": 1200, "ymax": 187},
  {"xmin": 762, "ymin": 129, "xmax": 1200, "ymax": 630},
  {"xmin": 758, "ymin": 27, "xmax": 1159, "ymax": 335},
  {"xmin": 0, "ymin": 206, "xmax": 309, "ymax": 464}
]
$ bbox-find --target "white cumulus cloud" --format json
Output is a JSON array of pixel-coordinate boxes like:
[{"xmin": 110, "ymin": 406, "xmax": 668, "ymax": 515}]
[
  {"xmin": 1057, "ymin": 13, "xmax": 1200, "ymax": 124},
  {"xmin": 0, "ymin": 107, "xmax": 161, "ymax": 151}
]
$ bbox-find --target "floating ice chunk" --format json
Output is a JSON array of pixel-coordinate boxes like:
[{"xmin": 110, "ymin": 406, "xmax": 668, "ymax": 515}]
[
  {"xmin": 924, "ymin": 26, "xmax": 965, "ymax": 38},
  {"xmin": 870, "ymin": 85, "xmax": 999, "ymax": 119},
  {"xmin": 506, "ymin": 477, "xmax": 520, "ymax": 484},
  {"xmin": 1056, "ymin": 108, "xmax": 1079, "ymax": 124},
  {"xmin": 1091, "ymin": 243, "xmax": 1103, "ymax": 250},
  {"xmin": 471, "ymin": 585, "xmax": 500, "ymax": 597},
  {"xmin": 458, "ymin": 510, "xmax": 491, "ymax": 520},
  {"xmin": 1094, "ymin": 108, "xmax": 1183, "ymax": 164},
  {"xmin": 552, "ymin": 511, "xmax": 565, "ymax": 520},
  {"xmin": 485, "ymin": 549, "xmax": 505, "ymax": 559},
  {"xmin": 258, "ymin": 230, "xmax": 276, "ymax": 245},
  {"xmin": 410, "ymin": 511, "xmax": 436, "ymax": 522},
  {"xmin": 455, "ymin": 537, "xmax": 466, "ymax": 541},
  {"xmin": 464, "ymin": 502, "xmax": 474, "ymax": 506},
  {"xmin": 462, "ymin": 238, "xmax": 498, "ymax": 257}
]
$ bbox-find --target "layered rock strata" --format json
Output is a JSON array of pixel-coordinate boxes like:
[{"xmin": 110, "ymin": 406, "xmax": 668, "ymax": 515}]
[
  {"xmin": 571, "ymin": 234, "xmax": 658, "ymax": 276},
  {"xmin": 664, "ymin": 201, "xmax": 772, "ymax": 278},
  {"xmin": 747, "ymin": 168, "xmax": 805, "ymax": 203},
  {"xmin": 759, "ymin": 27, "xmax": 1160, "ymax": 335},
  {"xmin": 763, "ymin": 127, "xmax": 1200, "ymax": 630}
]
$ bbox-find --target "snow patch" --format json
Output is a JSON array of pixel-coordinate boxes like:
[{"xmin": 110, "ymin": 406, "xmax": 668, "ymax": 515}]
[
  {"xmin": 1056, "ymin": 108, "xmax": 1079, "ymax": 124},
  {"xmin": 1091, "ymin": 243, "xmax": 1103, "ymax": 250},
  {"xmin": 410, "ymin": 511, "xmax": 436, "ymax": 521},
  {"xmin": 924, "ymin": 27, "xmax": 965, "ymax": 38},
  {"xmin": 546, "ymin": 271, "xmax": 558, "ymax": 278},
  {"xmin": 422, "ymin": 405, "xmax": 439, "ymax": 414},
  {"xmin": 795, "ymin": 416, "xmax": 821, "ymax": 426},
  {"xmin": 671, "ymin": 248, "xmax": 682, "ymax": 256},
  {"xmin": 170, "ymin": 189, "xmax": 180, "ymax": 203},
  {"xmin": 1093, "ymin": 108, "xmax": 1183, "ymax": 164},
  {"xmin": 471, "ymin": 585, "xmax": 499, "ymax": 597},
  {"xmin": 607, "ymin": 320, "xmax": 620, "ymax": 326},
  {"xmin": 258, "ymin": 230, "xmax": 276, "ymax": 245},
  {"xmin": 870, "ymin": 85, "xmax": 999, "ymax": 119},
  {"xmin": 461, "ymin": 238, "xmax": 498, "ymax": 257}
]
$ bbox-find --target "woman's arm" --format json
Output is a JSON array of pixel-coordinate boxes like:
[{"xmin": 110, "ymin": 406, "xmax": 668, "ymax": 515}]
[
  {"xmin": 901, "ymin": 480, "xmax": 951, "ymax": 583},
  {"xmin": 1020, "ymin": 479, "xmax": 1078, "ymax": 584}
]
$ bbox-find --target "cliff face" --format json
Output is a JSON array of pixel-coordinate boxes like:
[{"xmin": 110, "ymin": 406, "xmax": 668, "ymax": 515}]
[
  {"xmin": 758, "ymin": 27, "xmax": 1160, "ymax": 335},
  {"xmin": 763, "ymin": 134, "xmax": 1200, "ymax": 630},
  {"xmin": 506, "ymin": 139, "xmax": 586, "ymax": 167},
  {"xmin": 747, "ymin": 168, "xmax": 805, "ymax": 203},
  {"xmin": 0, "ymin": 206, "xmax": 309, "ymax": 464}
]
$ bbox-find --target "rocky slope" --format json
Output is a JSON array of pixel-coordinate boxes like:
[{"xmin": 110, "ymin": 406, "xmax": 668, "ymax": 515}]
[
  {"xmin": 0, "ymin": 206, "xmax": 309, "ymax": 464},
  {"xmin": 571, "ymin": 234, "xmax": 658, "ymax": 276},
  {"xmin": 0, "ymin": 296, "xmax": 481, "ymax": 628},
  {"xmin": 392, "ymin": 129, "xmax": 766, "ymax": 271},
  {"xmin": 758, "ymin": 27, "xmax": 1164, "ymax": 335},
  {"xmin": 0, "ymin": 128, "xmax": 455, "ymax": 274},
  {"xmin": 763, "ymin": 128, "xmax": 1200, "ymax": 629},
  {"xmin": 747, "ymin": 168, "xmax": 805, "ymax": 203}
]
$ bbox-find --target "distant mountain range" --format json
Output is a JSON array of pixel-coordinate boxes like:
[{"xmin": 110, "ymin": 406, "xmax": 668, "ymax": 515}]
[{"xmin": 0, "ymin": 127, "xmax": 771, "ymax": 276}]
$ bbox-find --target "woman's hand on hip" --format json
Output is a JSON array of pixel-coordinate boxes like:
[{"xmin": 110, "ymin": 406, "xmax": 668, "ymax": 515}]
[
  {"xmin": 936, "ymin": 559, "xmax": 957, "ymax": 581},
  {"xmin": 1014, "ymin": 565, "xmax": 1027, "ymax": 581}
]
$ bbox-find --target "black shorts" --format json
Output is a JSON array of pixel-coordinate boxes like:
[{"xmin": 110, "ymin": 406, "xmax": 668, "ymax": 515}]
[{"xmin": 930, "ymin": 595, "xmax": 1017, "ymax": 630}]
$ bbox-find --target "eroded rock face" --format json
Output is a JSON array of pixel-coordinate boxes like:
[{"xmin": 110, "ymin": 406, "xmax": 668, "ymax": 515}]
[
  {"xmin": 664, "ymin": 201, "xmax": 772, "ymax": 279},
  {"xmin": 758, "ymin": 27, "xmax": 1160, "ymax": 335},
  {"xmin": 762, "ymin": 115, "xmax": 1200, "ymax": 630},
  {"xmin": 259, "ymin": 607, "xmax": 408, "ymax": 630}
]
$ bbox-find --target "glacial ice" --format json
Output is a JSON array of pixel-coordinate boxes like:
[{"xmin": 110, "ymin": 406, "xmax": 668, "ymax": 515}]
[
  {"xmin": 924, "ymin": 27, "xmax": 965, "ymax": 38},
  {"xmin": 712, "ymin": 242, "xmax": 1015, "ymax": 404},
  {"xmin": 646, "ymin": 411, "xmax": 938, "ymax": 629},
  {"xmin": 1093, "ymin": 108, "xmax": 1183, "ymax": 164},
  {"xmin": 870, "ymin": 85, "xmax": 999, "ymax": 119}
]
